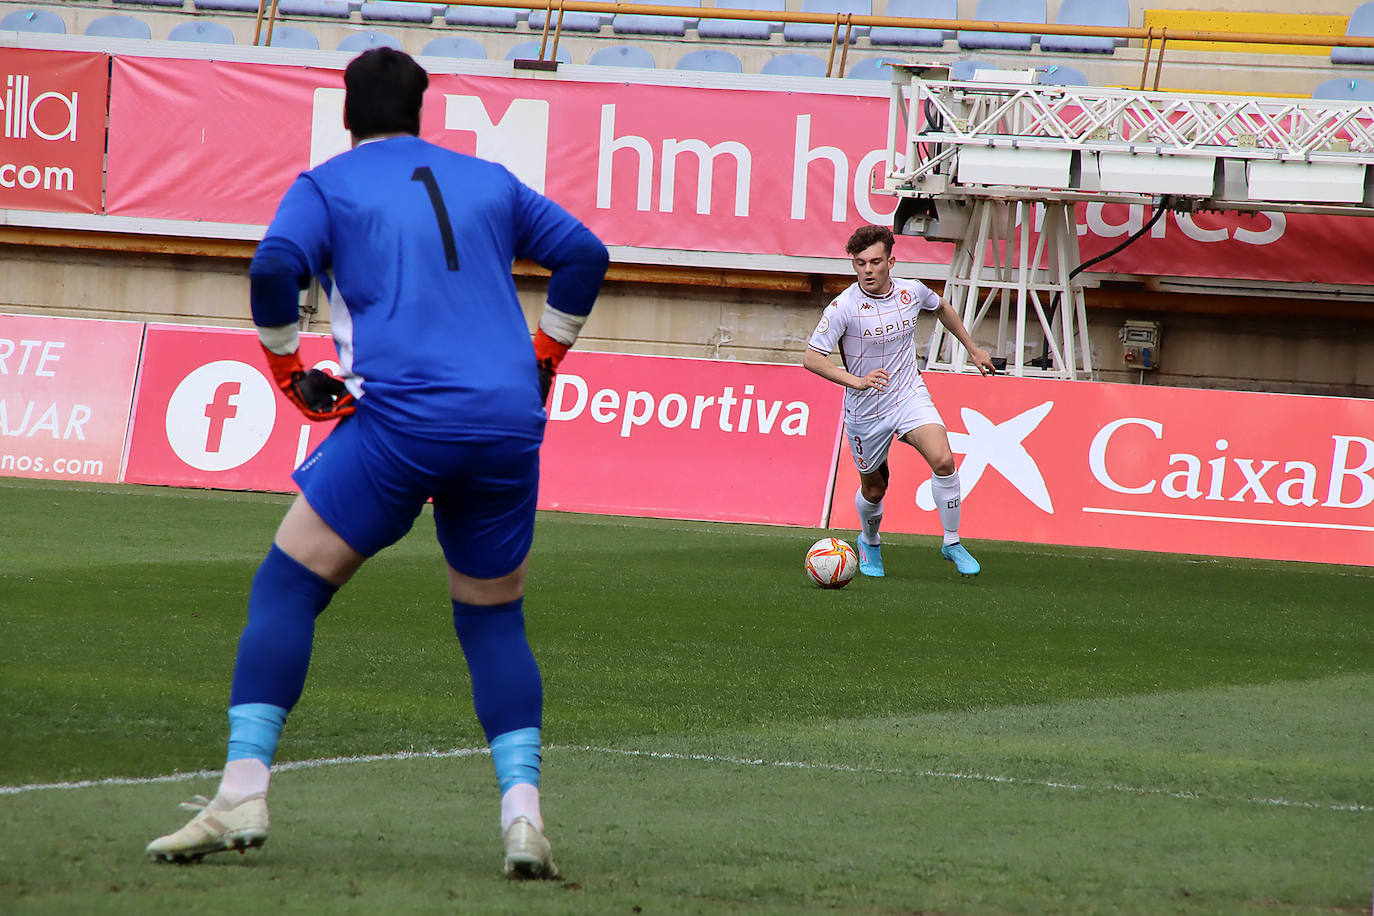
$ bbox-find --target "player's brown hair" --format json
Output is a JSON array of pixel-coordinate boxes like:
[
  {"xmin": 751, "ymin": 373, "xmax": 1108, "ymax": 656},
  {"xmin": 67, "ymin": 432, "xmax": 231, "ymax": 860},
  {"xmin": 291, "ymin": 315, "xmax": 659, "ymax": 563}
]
[
  {"xmin": 845, "ymin": 224, "xmax": 895, "ymax": 257},
  {"xmin": 344, "ymin": 48, "xmax": 428, "ymax": 139}
]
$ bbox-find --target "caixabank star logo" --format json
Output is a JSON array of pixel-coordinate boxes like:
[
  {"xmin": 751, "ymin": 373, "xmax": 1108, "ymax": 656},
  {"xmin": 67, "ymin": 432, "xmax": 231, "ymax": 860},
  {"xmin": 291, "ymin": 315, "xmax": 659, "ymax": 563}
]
[{"xmin": 917, "ymin": 401, "xmax": 1054, "ymax": 513}]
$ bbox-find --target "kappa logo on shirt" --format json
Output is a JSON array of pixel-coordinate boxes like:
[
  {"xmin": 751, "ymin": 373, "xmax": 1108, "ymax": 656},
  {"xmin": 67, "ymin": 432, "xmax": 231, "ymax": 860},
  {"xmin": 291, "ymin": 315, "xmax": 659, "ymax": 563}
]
[{"xmin": 860, "ymin": 302, "xmax": 874, "ymax": 310}]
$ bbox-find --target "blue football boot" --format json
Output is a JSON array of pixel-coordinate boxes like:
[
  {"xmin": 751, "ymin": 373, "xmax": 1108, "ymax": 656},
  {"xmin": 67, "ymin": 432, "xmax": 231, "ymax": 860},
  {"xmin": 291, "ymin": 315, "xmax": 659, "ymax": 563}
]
[
  {"xmin": 857, "ymin": 539, "xmax": 884, "ymax": 577},
  {"xmin": 941, "ymin": 542, "xmax": 980, "ymax": 576}
]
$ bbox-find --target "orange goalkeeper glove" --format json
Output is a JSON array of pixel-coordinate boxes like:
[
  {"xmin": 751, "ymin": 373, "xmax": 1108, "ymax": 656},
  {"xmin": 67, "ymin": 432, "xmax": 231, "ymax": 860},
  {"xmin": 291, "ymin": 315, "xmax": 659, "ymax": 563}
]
[
  {"xmin": 533, "ymin": 328, "xmax": 570, "ymax": 406},
  {"xmin": 261, "ymin": 345, "xmax": 356, "ymax": 422}
]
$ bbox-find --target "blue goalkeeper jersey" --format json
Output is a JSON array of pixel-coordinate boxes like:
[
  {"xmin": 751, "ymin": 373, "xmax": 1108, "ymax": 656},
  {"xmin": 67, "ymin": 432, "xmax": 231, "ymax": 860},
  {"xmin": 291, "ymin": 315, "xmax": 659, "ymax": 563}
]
[{"xmin": 260, "ymin": 135, "xmax": 607, "ymax": 441}]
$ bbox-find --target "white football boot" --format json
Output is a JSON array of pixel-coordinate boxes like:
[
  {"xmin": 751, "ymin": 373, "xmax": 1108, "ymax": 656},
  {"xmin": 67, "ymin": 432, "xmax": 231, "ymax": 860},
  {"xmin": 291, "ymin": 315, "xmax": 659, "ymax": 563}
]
[
  {"xmin": 503, "ymin": 816, "xmax": 560, "ymax": 880},
  {"xmin": 146, "ymin": 793, "xmax": 269, "ymax": 863}
]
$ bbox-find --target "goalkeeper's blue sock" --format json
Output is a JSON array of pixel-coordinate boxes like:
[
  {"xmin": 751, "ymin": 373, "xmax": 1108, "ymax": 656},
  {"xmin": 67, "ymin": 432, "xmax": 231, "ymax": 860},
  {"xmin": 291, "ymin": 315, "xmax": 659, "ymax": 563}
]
[
  {"xmin": 452, "ymin": 598, "xmax": 543, "ymax": 745},
  {"xmin": 452, "ymin": 597, "xmax": 543, "ymax": 787},
  {"xmin": 229, "ymin": 543, "xmax": 337, "ymax": 723},
  {"xmin": 491, "ymin": 727, "xmax": 543, "ymax": 831},
  {"xmin": 490, "ymin": 727, "xmax": 542, "ymax": 794},
  {"xmin": 221, "ymin": 704, "xmax": 286, "ymax": 802},
  {"xmin": 227, "ymin": 703, "xmax": 288, "ymax": 765}
]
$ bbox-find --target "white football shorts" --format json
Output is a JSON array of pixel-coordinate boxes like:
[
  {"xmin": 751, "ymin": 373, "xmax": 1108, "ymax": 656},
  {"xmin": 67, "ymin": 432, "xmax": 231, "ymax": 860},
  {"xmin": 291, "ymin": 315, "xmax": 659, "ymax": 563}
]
[{"xmin": 843, "ymin": 386, "xmax": 945, "ymax": 474}]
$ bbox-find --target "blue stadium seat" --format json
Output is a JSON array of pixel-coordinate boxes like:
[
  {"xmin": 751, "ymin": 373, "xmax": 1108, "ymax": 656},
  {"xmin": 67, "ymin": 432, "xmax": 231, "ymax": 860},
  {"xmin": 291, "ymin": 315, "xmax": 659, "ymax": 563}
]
[
  {"xmin": 1332, "ymin": 2, "xmax": 1374, "ymax": 65},
  {"xmin": 422, "ymin": 35, "xmax": 486, "ymax": 58},
  {"xmin": 169, "ymin": 20, "xmax": 235, "ymax": 42},
  {"xmin": 1312, "ymin": 77, "xmax": 1374, "ymax": 101},
  {"xmin": 1038, "ymin": 0, "xmax": 1126, "ymax": 54},
  {"xmin": 950, "ymin": 58, "xmax": 993, "ymax": 80},
  {"xmin": 527, "ymin": 8, "xmax": 605, "ymax": 32},
  {"xmin": 697, "ymin": 0, "xmax": 782, "ymax": 40},
  {"xmin": 958, "ymin": 0, "xmax": 1044, "ymax": 51},
  {"xmin": 505, "ymin": 39, "xmax": 572, "ymax": 63},
  {"xmin": 444, "ymin": 5, "xmax": 526, "ymax": 28},
  {"xmin": 761, "ymin": 52, "xmax": 827, "ymax": 77},
  {"xmin": 675, "ymin": 48, "xmax": 743, "ymax": 72},
  {"xmin": 845, "ymin": 56, "xmax": 901, "ymax": 79},
  {"xmin": 84, "ymin": 14, "xmax": 152, "ymax": 38},
  {"xmin": 360, "ymin": 1, "xmax": 436, "ymax": 22},
  {"xmin": 195, "ymin": 0, "xmax": 260, "ymax": 11},
  {"xmin": 783, "ymin": 0, "xmax": 871, "ymax": 42},
  {"xmin": 614, "ymin": 0, "xmax": 699, "ymax": 36},
  {"xmin": 266, "ymin": 24, "xmax": 319, "ymax": 47},
  {"xmin": 336, "ymin": 30, "xmax": 402, "ymax": 51},
  {"xmin": 1, "ymin": 8, "xmax": 66, "ymax": 32},
  {"xmin": 588, "ymin": 44, "xmax": 656, "ymax": 68},
  {"xmin": 278, "ymin": 0, "xmax": 350, "ymax": 18},
  {"xmin": 869, "ymin": 0, "xmax": 954, "ymax": 48},
  {"xmin": 1037, "ymin": 63, "xmax": 1087, "ymax": 85}
]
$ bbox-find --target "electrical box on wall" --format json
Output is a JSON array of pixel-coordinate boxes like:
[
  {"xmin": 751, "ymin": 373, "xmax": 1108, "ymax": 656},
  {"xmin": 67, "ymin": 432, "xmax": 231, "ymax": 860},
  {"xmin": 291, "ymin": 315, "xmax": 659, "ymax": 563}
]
[{"xmin": 1119, "ymin": 320, "xmax": 1161, "ymax": 370}]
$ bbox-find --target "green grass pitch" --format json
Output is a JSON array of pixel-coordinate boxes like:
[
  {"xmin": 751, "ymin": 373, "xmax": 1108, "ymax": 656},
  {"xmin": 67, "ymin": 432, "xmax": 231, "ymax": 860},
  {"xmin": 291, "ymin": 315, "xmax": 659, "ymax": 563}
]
[{"xmin": 1, "ymin": 477, "xmax": 1371, "ymax": 914}]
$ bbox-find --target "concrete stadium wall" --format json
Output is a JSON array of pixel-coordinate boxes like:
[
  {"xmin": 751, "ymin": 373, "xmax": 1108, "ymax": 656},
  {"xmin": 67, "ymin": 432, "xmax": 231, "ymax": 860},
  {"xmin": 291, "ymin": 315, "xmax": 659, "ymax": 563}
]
[{"xmin": 1, "ymin": 242, "xmax": 1370, "ymax": 397}]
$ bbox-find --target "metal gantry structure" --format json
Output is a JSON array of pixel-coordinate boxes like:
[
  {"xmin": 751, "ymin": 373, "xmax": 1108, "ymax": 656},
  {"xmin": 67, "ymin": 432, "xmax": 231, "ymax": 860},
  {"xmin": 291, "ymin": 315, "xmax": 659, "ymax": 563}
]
[{"xmin": 882, "ymin": 63, "xmax": 1374, "ymax": 379}]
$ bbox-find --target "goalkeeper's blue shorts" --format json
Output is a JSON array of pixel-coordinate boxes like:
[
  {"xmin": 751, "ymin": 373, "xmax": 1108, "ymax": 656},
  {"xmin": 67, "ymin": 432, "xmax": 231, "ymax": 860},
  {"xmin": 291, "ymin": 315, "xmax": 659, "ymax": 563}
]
[{"xmin": 292, "ymin": 410, "xmax": 541, "ymax": 579}]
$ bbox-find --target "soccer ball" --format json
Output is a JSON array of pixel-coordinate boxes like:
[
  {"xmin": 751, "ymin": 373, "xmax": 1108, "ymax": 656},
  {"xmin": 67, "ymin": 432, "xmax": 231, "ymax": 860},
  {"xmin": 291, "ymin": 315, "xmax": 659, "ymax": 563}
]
[{"xmin": 805, "ymin": 537, "xmax": 857, "ymax": 589}]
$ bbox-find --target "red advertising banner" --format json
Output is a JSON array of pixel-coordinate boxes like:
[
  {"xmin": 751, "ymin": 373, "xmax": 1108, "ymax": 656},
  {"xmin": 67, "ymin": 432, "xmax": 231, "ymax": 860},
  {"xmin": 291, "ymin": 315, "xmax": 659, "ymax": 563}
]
[
  {"xmin": 123, "ymin": 325, "xmax": 347, "ymax": 491},
  {"xmin": 122, "ymin": 327, "xmax": 845, "ymax": 526},
  {"xmin": 102, "ymin": 55, "xmax": 1374, "ymax": 285},
  {"xmin": 540, "ymin": 351, "xmax": 844, "ymax": 525},
  {"xmin": 104, "ymin": 56, "xmax": 909, "ymax": 264},
  {"xmin": 0, "ymin": 313, "xmax": 142, "ymax": 483},
  {"xmin": 0, "ymin": 48, "xmax": 108, "ymax": 214},
  {"xmin": 829, "ymin": 373, "xmax": 1374, "ymax": 567}
]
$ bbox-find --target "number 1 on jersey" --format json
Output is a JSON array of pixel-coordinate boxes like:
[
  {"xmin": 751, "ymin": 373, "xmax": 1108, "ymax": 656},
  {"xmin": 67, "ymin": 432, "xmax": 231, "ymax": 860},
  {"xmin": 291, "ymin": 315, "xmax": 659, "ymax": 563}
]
[{"xmin": 411, "ymin": 166, "xmax": 460, "ymax": 271}]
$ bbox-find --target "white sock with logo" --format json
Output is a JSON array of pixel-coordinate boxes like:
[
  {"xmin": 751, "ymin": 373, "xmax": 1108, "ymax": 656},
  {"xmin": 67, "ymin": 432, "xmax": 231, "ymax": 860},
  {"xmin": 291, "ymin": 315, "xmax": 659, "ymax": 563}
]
[
  {"xmin": 855, "ymin": 490, "xmax": 883, "ymax": 546},
  {"xmin": 930, "ymin": 471, "xmax": 962, "ymax": 546}
]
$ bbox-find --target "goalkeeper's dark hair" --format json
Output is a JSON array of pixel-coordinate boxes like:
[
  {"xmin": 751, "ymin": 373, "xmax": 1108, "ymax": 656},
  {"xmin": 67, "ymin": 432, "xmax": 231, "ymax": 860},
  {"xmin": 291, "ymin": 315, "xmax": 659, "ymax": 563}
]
[
  {"xmin": 845, "ymin": 224, "xmax": 895, "ymax": 257},
  {"xmin": 344, "ymin": 48, "xmax": 428, "ymax": 139}
]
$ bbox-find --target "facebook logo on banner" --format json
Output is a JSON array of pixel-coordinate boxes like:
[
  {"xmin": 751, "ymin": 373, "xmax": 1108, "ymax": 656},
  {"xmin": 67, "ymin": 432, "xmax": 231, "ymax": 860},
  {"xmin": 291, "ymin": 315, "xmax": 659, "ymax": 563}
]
[
  {"xmin": 165, "ymin": 360, "xmax": 276, "ymax": 472},
  {"xmin": 309, "ymin": 88, "xmax": 550, "ymax": 192}
]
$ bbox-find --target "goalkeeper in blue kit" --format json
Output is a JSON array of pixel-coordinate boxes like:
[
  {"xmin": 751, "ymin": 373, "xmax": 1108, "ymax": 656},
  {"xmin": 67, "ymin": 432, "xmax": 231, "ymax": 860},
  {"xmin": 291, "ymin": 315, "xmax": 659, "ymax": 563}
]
[{"xmin": 146, "ymin": 48, "xmax": 608, "ymax": 879}]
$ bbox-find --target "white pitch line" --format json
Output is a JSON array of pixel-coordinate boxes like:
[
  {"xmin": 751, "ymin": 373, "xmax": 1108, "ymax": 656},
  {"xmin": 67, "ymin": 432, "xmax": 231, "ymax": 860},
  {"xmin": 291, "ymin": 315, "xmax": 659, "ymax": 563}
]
[
  {"xmin": 2, "ymin": 744, "xmax": 1368, "ymax": 815},
  {"xmin": 573, "ymin": 746, "xmax": 1373, "ymax": 814},
  {"xmin": 0, "ymin": 747, "xmax": 490, "ymax": 796}
]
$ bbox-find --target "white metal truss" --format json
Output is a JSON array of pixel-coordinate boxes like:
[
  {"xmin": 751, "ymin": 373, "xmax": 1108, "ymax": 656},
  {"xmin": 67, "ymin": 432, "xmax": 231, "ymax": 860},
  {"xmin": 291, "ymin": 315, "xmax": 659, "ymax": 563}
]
[
  {"xmin": 881, "ymin": 64, "xmax": 1374, "ymax": 379},
  {"xmin": 927, "ymin": 200, "xmax": 1091, "ymax": 378},
  {"xmin": 885, "ymin": 66, "xmax": 1374, "ymax": 212}
]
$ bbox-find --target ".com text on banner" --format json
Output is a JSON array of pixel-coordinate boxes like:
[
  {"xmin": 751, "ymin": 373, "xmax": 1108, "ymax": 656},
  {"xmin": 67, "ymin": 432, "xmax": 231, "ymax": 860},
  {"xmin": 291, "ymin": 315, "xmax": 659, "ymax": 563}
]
[
  {"xmin": 829, "ymin": 373, "xmax": 1374, "ymax": 567},
  {"xmin": 0, "ymin": 48, "xmax": 108, "ymax": 214},
  {"xmin": 123, "ymin": 325, "xmax": 348, "ymax": 491},
  {"xmin": 0, "ymin": 313, "xmax": 142, "ymax": 483}
]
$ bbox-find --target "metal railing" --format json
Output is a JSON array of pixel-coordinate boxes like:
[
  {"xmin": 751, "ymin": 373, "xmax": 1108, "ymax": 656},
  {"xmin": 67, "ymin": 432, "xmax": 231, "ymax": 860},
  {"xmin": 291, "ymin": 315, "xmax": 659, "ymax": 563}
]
[{"xmin": 249, "ymin": 1, "xmax": 1374, "ymax": 84}]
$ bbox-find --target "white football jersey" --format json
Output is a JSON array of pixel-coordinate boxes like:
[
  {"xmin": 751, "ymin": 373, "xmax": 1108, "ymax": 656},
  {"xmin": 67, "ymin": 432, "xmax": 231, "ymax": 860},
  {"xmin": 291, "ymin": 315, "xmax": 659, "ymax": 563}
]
[{"xmin": 806, "ymin": 277, "xmax": 941, "ymax": 423}]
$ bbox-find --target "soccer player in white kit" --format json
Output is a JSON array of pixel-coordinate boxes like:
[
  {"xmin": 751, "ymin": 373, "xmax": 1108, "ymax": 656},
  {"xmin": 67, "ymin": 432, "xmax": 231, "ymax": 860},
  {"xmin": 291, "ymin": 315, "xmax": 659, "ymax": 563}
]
[{"xmin": 803, "ymin": 224, "xmax": 996, "ymax": 577}]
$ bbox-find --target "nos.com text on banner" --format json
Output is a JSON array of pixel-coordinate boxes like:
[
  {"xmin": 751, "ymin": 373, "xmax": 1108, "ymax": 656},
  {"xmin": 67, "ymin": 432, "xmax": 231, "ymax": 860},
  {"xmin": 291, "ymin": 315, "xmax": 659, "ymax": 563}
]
[{"xmin": 0, "ymin": 313, "xmax": 142, "ymax": 483}]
